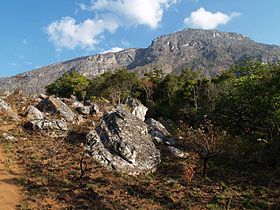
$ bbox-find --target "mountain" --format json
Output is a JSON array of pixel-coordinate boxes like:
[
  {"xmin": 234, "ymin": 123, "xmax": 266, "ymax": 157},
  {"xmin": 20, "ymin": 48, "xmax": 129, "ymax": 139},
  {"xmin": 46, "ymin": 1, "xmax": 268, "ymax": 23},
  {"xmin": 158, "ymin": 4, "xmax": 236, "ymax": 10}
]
[{"xmin": 1, "ymin": 28, "xmax": 280, "ymax": 94}]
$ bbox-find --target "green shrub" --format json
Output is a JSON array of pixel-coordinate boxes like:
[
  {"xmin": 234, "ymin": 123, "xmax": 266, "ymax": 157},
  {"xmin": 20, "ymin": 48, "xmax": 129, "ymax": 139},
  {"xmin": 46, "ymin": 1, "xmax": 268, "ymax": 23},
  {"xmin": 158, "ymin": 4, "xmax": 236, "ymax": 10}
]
[{"xmin": 46, "ymin": 71, "xmax": 89, "ymax": 100}]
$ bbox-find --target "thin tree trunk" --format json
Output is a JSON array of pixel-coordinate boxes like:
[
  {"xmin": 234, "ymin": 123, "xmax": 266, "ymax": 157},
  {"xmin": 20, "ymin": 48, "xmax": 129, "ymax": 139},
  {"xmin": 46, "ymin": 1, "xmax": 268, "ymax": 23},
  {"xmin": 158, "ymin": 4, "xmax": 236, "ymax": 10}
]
[{"xmin": 203, "ymin": 158, "xmax": 207, "ymax": 178}]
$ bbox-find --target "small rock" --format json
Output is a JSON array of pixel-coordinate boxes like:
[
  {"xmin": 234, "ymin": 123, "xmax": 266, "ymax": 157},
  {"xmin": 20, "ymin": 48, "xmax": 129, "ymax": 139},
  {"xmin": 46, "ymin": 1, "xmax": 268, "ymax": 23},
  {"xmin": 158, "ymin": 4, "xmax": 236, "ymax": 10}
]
[
  {"xmin": 70, "ymin": 95, "xmax": 77, "ymax": 101},
  {"xmin": 146, "ymin": 118, "xmax": 175, "ymax": 145},
  {"xmin": 167, "ymin": 146, "xmax": 189, "ymax": 158},
  {"xmin": 76, "ymin": 105, "xmax": 91, "ymax": 115},
  {"xmin": 25, "ymin": 106, "xmax": 44, "ymax": 120},
  {"xmin": 0, "ymin": 98, "xmax": 20, "ymax": 121},
  {"xmin": 38, "ymin": 94, "xmax": 48, "ymax": 100},
  {"xmin": 56, "ymin": 120, "xmax": 68, "ymax": 131},
  {"xmin": 125, "ymin": 98, "xmax": 148, "ymax": 121},
  {"xmin": 4, "ymin": 91, "xmax": 11, "ymax": 97},
  {"xmin": 36, "ymin": 96, "xmax": 77, "ymax": 122},
  {"xmin": 23, "ymin": 119, "xmax": 68, "ymax": 131},
  {"xmin": 2, "ymin": 133, "xmax": 16, "ymax": 141}
]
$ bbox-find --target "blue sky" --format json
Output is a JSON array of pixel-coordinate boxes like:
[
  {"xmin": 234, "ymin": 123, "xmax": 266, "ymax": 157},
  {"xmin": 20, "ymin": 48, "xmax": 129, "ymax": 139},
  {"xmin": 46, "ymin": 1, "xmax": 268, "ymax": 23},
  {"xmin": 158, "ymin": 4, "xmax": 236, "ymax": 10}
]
[{"xmin": 0, "ymin": 0, "xmax": 280, "ymax": 77}]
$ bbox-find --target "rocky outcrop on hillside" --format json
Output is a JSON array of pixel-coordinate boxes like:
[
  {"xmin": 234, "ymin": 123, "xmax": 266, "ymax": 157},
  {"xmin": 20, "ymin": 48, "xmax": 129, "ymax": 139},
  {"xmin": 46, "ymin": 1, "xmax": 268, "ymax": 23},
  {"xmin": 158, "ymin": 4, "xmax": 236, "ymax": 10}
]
[
  {"xmin": 146, "ymin": 118, "xmax": 175, "ymax": 145},
  {"xmin": 125, "ymin": 98, "xmax": 148, "ymax": 121},
  {"xmin": 1, "ymin": 92, "xmax": 189, "ymax": 174},
  {"xmin": 0, "ymin": 98, "xmax": 19, "ymax": 121},
  {"xmin": 85, "ymin": 105, "xmax": 161, "ymax": 175},
  {"xmin": 1, "ymin": 29, "xmax": 280, "ymax": 94},
  {"xmin": 25, "ymin": 106, "xmax": 44, "ymax": 121},
  {"xmin": 36, "ymin": 96, "xmax": 78, "ymax": 123},
  {"xmin": 23, "ymin": 118, "xmax": 68, "ymax": 131},
  {"xmin": 21, "ymin": 96, "xmax": 162, "ymax": 174}
]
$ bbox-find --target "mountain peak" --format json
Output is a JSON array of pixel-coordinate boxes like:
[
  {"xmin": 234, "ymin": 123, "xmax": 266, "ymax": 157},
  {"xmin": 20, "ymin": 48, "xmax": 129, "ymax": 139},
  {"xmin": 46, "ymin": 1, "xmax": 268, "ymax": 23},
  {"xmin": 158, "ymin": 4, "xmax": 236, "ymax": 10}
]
[{"xmin": 1, "ymin": 29, "xmax": 280, "ymax": 94}]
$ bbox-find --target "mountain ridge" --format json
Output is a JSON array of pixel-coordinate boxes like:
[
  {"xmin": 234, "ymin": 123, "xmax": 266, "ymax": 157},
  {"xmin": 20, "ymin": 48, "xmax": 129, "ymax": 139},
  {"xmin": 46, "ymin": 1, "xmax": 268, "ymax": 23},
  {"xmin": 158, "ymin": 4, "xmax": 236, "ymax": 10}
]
[{"xmin": 1, "ymin": 28, "xmax": 280, "ymax": 94}]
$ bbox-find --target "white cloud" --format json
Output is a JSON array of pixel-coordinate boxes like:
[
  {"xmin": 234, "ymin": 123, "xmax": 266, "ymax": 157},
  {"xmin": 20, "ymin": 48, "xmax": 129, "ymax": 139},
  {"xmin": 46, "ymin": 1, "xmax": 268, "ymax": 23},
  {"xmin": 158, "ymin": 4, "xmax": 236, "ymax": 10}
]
[
  {"xmin": 45, "ymin": 17, "xmax": 118, "ymax": 50},
  {"xmin": 101, "ymin": 47, "xmax": 124, "ymax": 54},
  {"xmin": 184, "ymin": 7, "xmax": 240, "ymax": 29},
  {"xmin": 90, "ymin": 0, "xmax": 177, "ymax": 29},
  {"xmin": 46, "ymin": 0, "xmax": 176, "ymax": 50}
]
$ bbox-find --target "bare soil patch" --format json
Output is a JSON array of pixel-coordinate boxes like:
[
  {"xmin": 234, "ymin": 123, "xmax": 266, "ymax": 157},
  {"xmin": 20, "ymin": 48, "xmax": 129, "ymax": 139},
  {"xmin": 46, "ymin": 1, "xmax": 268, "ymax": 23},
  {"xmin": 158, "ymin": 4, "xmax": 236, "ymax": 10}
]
[{"xmin": 0, "ymin": 146, "xmax": 22, "ymax": 210}]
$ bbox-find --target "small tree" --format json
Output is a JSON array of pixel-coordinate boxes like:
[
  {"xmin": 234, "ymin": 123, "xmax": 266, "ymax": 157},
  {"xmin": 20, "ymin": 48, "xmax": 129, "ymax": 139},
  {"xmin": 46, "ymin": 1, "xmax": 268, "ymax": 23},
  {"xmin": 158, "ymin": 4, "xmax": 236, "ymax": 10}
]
[
  {"xmin": 192, "ymin": 120, "xmax": 227, "ymax": 177},
  {"xmin": 87, "ymin": 69, "xmax": 140, "ymax": 104},
  {"xmin": 144, "ymin": 68, "xmax": 164, "ymax": 84},
  {"xmin": 46, "ymin": 71, "xmax": 90, "ymax": 100}
]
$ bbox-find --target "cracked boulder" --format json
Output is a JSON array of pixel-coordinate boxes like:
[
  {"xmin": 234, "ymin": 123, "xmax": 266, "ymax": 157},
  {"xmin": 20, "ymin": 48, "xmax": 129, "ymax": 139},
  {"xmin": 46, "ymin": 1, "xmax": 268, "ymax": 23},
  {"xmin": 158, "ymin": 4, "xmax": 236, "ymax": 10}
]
[
  {"xmin": 25, "ymin": 106, "xmax": 44, "ymax": 120},
  {"xmin": 85, "ymin": 105, "xmax": 161, "ymax": 175},
  {"xmin": 36, "ymin": 96, "xmax": 77, "ymax": 122}
]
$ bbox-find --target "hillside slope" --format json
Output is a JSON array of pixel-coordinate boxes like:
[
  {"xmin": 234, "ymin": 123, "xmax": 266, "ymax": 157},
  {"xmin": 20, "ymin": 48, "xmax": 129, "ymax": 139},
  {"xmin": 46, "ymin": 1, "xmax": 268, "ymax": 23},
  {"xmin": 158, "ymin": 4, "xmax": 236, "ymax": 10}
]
[{"xmin": 1, "ymin": 29, "xmax": 280, "ymax": 94}]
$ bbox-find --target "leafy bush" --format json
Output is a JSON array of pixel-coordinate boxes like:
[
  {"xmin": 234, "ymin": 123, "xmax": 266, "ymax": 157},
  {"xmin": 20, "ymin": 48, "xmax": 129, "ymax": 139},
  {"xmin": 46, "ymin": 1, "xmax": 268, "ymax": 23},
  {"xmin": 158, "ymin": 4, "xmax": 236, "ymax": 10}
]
[
  {"xmin": 46, "ymin": 71, "xmax": 89, "ymax": 100},
  {"xmin": 213, "ymin": 63, "xmax": 280, "ymax": 160},
  {"xmin": 87, "ymin": 69, "xmax": 141, "ymax": 104}
]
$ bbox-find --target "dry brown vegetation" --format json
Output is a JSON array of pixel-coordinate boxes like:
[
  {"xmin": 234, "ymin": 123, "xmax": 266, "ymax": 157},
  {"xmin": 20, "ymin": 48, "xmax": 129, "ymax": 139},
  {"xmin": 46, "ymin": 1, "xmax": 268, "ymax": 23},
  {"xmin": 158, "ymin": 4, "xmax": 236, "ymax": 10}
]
[
  {"xmin": 0, "ymin": 126, "xmax": 278, "ymax": 209},
  {"xmin": 0, "ymin": 93, "xmax": 279, "ymax": 209}
]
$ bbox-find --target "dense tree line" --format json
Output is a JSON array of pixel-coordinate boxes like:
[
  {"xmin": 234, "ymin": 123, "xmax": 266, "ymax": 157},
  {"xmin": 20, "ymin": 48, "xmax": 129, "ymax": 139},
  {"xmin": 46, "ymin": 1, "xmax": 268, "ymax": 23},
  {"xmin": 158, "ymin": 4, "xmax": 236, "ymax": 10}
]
[{"xmin": 46, "ymin": 62, "xmax": 280, "ymax": 166}]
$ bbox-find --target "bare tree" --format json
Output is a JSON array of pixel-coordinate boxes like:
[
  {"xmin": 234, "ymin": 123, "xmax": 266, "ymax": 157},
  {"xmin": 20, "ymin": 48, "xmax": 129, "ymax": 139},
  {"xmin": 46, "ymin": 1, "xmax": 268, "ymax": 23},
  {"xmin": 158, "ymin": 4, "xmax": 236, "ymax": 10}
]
[{"xmin": 192, "ymin": 120, "xmax": 227, "ymax": 177}]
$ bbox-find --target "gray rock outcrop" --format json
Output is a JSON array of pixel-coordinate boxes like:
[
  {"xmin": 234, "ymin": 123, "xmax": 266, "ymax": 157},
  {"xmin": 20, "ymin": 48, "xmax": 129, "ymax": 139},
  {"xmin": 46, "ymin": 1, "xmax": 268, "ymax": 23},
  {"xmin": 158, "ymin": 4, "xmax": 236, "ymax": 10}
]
[
  {"xmin": 125, "ymin": 98, "xmax": 148, "ymax": 121},
  {"xmin": 23, "ymin": 119, "xmax": 68, "ymax": 131},
  {"xmin": 167, "ymin": 146, "xmax": 189, "ymax": 159},
  {"xmin": 25, "ymin": 106, "xmax": 44, "ymax": 120},
  {"xmin": 0, "ymin": 98, "xmax": 19, "ymax": 121},
  {"xmin": 36, "ymin": 96, "xmax": 77, "ymax": 122},
  {"xmin": 61, "ymin": 97, "xmax": 100, "ymax": 116},
  {"xmin": 70, "ymin": 101, "xmax": 91, "ymax": 115},
  {"xmin": 146, "ymin": 118, "xmax": 175, "ymax": 145},
  {"xmin": 85, "ymin": 105, "xmax": 161, "ymax": 175},
  {"xmin": 23, "ymin": 96, "xmax": 81, "ymax": 131}
]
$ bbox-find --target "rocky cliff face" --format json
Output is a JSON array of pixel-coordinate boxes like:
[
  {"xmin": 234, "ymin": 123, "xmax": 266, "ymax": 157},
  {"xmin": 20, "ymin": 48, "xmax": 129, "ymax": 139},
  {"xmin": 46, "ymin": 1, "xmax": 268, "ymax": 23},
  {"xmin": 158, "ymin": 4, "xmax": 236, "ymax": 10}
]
[{"xmin": 1, "ymin": 29, "xmax": 280, "ymax": 94}]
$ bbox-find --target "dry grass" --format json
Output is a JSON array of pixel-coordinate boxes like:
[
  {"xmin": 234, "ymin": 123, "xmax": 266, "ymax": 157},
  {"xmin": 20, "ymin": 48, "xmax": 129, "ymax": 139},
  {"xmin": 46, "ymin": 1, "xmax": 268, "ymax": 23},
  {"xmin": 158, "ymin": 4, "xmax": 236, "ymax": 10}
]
[
  {"xmin": 0, "ymin": 94, "xmax": 279, "ymax": 209},
  {"xmin": 0, "ymin": 123, "xmax": 278, "ymax": 210}
]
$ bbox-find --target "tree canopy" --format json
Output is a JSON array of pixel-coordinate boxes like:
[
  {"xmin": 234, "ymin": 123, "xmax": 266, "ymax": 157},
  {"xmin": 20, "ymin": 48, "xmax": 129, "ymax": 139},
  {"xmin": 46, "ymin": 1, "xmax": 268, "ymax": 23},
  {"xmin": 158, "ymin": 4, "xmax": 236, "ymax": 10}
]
[
  {"xmin": 46, "ymin": 71, "xmax": 90, "ymax": 100},
  {"xmin": 45, "ymin": 63, "xmax": 280, "ymax": 166}
]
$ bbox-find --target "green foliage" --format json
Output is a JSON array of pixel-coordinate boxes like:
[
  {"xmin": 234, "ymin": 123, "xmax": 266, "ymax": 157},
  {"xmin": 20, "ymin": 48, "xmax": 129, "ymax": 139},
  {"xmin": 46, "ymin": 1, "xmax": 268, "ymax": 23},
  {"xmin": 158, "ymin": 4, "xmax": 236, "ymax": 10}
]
[
  {"xmin": 87, "ymin": 69, "xmax": 140, "ymax": 104},
  {"xmin": 212, "ymin": 62, "xmax": 280, "ymax": 163},
  {"xmin": 144, "ymin": 68, "xmax": 165, "ymax": 84},
  {"xmin": 86, "ymin": 71, "xmax": 113, "ymax": 99},
  {"xmin": 141, "ymin": 63, "xmax": 280, "ymax": 165},
  {"xmin": 149, "ymin": 69, "xmax": 216, "ymax": 124},
  {"xmin": 45, "ymin": 62, "xmax": 280, "ymax": 165},
  {"xmin": 214, "ymin": 63, "xmax": 280, "ymax": 141},
  {"xmin": 46, "ymin": 71, "xmax": 89, "ymax": 100}
]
